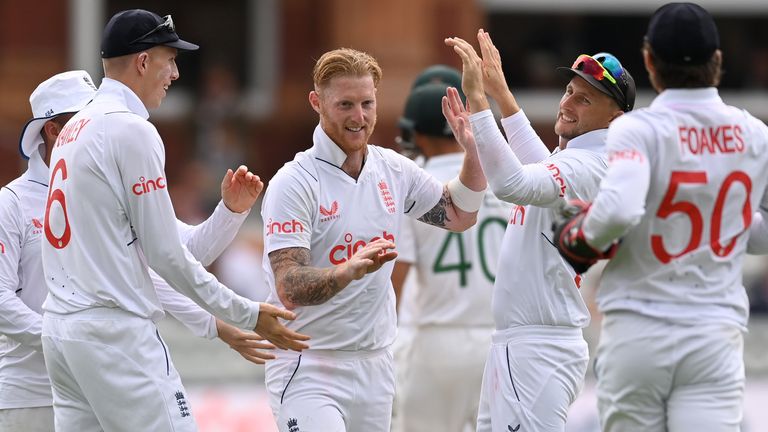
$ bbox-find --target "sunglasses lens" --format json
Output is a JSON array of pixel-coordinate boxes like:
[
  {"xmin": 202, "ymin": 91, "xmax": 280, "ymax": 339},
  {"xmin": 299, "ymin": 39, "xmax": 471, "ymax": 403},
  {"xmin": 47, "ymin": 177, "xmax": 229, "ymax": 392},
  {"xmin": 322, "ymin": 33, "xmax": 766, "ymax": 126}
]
[
  {"xmin": 594, "ymin": 53, "xmax": 624, "ymax": 80},
  {"xmin": 574, "ymin": 56, "xmax": 605, "ymax": 81}
]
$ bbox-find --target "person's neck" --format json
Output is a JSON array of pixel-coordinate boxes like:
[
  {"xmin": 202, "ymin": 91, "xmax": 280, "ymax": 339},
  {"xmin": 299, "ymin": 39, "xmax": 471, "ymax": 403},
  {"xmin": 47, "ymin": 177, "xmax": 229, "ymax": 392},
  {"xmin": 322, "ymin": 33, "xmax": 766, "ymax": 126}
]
[{"xmin": 341, "ymin": 148, "xmax": 366, "ymax": 180}]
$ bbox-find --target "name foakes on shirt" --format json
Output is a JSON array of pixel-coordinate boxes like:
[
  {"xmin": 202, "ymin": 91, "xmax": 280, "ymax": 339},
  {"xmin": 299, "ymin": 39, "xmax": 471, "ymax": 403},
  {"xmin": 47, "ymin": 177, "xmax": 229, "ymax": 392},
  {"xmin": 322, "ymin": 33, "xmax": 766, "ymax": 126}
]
[
  {"xmin": 679, "ymin": 124, "xmax": 745, "ymax": 156},
  {"xmin": 53, "ymin": 118, "xmax": 91, "ymax": 149}
]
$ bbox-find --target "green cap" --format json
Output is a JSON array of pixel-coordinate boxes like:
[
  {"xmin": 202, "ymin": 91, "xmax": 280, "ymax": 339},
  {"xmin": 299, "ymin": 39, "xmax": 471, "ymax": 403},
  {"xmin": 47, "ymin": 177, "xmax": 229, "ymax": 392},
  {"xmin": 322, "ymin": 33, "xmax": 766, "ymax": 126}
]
[
  {"xmin": 399, "ymin": 83, "xmax": 458, "ymax": 138},
  {"xmin": 411, "ymin": 64, "xmax": 462, "ymax": 89},
  {"xmin": 398, "ymin": 65, "xmax": 465, "ymax": 158}
]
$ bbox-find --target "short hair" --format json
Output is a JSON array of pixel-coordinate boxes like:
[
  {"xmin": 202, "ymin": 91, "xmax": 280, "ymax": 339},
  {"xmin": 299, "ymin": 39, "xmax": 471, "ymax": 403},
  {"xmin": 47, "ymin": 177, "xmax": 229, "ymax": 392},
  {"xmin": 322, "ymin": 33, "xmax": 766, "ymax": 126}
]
[
  {"xmin": 644, "ymin": 40, "xmax": 721, "ymax": 89},
  {"xmin": 313, "ymin": 48, "xmax": 382, "ymax": 89}
]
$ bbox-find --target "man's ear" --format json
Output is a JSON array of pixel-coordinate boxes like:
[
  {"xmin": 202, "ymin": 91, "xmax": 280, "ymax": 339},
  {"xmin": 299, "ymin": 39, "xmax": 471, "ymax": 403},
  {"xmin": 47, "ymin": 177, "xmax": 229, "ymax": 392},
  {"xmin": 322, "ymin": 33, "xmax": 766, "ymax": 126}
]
[
  {"xmin": 309, "ymin": 90, "xmax": 321, "ymax": 113},
  {"xmin": 42, "ymin": 119, "xmax": 62, "ymax": 142},
  {"xmin": 135, "ymin": 52, "xmax": 149, "ymax": 75}
]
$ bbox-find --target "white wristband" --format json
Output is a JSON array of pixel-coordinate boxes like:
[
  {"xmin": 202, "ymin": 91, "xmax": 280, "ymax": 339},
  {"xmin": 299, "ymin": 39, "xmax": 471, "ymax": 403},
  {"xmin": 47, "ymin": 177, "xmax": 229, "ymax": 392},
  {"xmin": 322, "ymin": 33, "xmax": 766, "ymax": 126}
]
[{"xmin": 447, "ymin": 177, "xmax": 485, "ymax": 213}]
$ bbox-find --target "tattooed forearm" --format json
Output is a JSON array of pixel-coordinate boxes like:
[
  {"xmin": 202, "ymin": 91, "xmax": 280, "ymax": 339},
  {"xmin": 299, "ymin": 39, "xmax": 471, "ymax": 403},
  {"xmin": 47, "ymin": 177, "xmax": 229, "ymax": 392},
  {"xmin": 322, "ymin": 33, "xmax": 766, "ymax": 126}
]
[
  {"xmin": 418, "ymin": 189, "xmax": 453, "ymax": 228},
  {"xmin": 268, "ymin": 247, "xmax": 343, "ymax": 306}
]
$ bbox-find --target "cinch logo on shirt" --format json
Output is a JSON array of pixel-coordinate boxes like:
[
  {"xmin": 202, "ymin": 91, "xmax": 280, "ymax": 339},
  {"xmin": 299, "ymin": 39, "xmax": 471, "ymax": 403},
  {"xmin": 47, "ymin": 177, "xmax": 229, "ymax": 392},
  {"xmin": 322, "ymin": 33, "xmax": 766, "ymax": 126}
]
[
  {"xmin": 266, "ymin": 218, "xmax": 305, "ymax": 236},
  {"xmin": 378, "ymin": 180, "xmax": 396, "ymax": 214},
  {"xmin": 31, "ymin": 218, "xmax": 43, "ymax": 234},
  {"xmin": 509, "ymin": 205, "xmax": 526, "ymax": 225},
  {"xmin": 132, "ymin": 176, "xmax": 166, "ymax": 196},
  {"xmin": 329, "ymin": 231, "xmax": 395, "ymax": 265},
  {"xmin": 609, "ymin": 149, "xmax": 645, "ymax": 163},
  {"xmin": 546, "ymin": 164, "xmax": 566, "ymax": 197},
  {"xmin": 319, "ymin": 201, "xmax": 340, "ymax": 222}
]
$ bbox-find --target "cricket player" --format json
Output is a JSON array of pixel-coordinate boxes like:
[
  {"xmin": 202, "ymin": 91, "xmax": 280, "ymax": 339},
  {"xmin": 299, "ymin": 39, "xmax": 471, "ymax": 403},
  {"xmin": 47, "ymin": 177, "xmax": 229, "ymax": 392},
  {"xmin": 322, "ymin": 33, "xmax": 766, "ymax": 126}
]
[
  {"xmin": 40, "ymin": 10, "xmax": 308, "ymax": 432},
  {"xmin": 0, "ymin": 70, "xmax": 275, "ymax": 432},
  {"xmin": 553, "ymin": 3, "xmax": 768, "ymax": 431},
  {"xmin": 446, "ymin": 30, "xmax": 635, "ymax": 431},
  {"xmin": 261, "ymin": 48, "xmax": 487, "ymax": 432},
  {"xmin": 391, "ymin": 68, "xmax": 512, "ymax": 432}
]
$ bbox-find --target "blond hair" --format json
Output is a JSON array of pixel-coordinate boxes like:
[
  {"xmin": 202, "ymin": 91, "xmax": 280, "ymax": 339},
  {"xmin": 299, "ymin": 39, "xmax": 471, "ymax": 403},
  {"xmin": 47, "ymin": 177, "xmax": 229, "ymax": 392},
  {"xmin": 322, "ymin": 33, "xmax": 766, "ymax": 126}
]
[{"xmin": 312, "ymin": 48, "xmax": 382, "ymax": 89}]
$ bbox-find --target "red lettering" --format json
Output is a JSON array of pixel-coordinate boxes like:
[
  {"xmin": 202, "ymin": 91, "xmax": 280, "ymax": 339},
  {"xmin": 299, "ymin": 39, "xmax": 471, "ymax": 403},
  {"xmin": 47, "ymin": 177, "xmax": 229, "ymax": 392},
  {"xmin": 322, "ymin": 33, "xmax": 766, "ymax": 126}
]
[
  {"xmin": 327, "ymin": 231, "xmax": 397, "ymax": 265},
  {"xmin": 699, "ymin": 127, "xmax": 714, "ymax": 154},
  {"xmin": 734, "ymin": 125, "xmax": 744, "ymax": 151},
  {"xmin": 509, "ymin": 205, "xmax": 526, "ymax": 225},
  {"xmin": 679, "ymin": 125, "xmax": 746, "ymax": 156},
  {"xmin": 131, "ymin": 176, "xmax": 167, "ymax": 196},
  {"xmin": 330, "ymin": 245, "xmax": 346, "ymax": 264},
  {"xmin": 265, "ymin": 218, "xmax": 305, "ymax": 236},
  {"xmin": 546, "ymin": 163, "xmax": 566, "ymax": 197},
  {"xmin": 0, "ymin": 241, "xmax": 4, "ymax": 254}
]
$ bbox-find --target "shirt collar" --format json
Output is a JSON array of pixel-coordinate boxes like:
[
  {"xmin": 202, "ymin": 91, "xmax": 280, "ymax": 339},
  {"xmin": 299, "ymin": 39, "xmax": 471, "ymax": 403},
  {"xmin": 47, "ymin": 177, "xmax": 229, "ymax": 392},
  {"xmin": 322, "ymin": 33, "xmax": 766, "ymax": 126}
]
[
  {"xmin": 564, "ymin": 128, "xmax": 607, "ymax": 152},
  {"xmin": 25, "ymin": 151, "xmax": 49, "ymax": 185},
  {"xmin": 98, "ymin": 78, "xmax": 150, "ymax": 120},
  {"xmin": 311, "ymin": 124, "xmax": 367, "ymax": 167},
  {"xmin": 650, "ymin": 87, "xmax": 722, "ymax": 108}
]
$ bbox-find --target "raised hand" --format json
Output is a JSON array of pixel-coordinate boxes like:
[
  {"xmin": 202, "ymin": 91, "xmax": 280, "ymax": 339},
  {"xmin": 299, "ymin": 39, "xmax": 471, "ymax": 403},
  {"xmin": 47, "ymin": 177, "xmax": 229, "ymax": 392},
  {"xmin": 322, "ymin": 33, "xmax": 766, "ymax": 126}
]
[
  {"xmin": 444, "ymin": 36, "xmax": 489, "ymax": 112},
  {"xmin": 216, "ymin": 318, "xmax": 277, "ymax": 364},
  {"xmin": 477, "ymin": 29, "xmax": 520, "ymax": 116},
  {"xmin": 221, "ymin": 165, "xmax": 264, "ymax": 213},
  {"xmin": 442, "ymin": 87, "xmax": 476, "ymax": 153},
  {"xmin": 254, "ymin": 303, "xmax": 311, "ymax": 352}
]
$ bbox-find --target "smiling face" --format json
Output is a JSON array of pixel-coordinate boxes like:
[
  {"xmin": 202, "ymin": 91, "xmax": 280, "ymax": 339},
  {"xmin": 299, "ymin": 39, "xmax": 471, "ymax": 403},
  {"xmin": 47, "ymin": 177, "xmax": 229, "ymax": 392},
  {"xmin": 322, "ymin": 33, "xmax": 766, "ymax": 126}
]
[
  {"xmin": 309, "ymin": 73, "xmax": 377, "ymax": 156},
  {"xmin": 141, "ymin": 45, "xmax": 179, "ymax": 109},
  {"xmin": 554, "ymin": 76, "xmax": 622, "ymax": 147}
]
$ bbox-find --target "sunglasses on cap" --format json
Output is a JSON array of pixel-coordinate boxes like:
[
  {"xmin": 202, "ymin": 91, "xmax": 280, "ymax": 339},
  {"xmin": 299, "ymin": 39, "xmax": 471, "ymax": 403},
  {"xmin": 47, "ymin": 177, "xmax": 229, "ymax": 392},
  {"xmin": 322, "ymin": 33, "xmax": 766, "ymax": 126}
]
[
  {"xmin": 129, "ymin": 14, "xmax": 175, "ymax": 45},
  {"xmin": 571, "ymin": 53, "xmax": 625, "ymax": 86}
]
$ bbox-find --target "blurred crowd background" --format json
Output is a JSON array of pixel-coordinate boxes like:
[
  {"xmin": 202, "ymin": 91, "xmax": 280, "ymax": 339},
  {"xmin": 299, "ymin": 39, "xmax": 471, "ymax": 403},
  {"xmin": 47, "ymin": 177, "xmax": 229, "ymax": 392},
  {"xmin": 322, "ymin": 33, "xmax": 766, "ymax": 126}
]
[{"xmin": 2, "ymin": 1, "xmax": 768, "ymax": 430}]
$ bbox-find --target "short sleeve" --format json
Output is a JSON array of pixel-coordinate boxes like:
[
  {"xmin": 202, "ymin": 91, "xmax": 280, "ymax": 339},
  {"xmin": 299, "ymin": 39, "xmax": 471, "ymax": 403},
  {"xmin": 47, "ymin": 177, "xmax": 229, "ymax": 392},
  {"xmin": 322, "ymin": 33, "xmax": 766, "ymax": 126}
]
[{"xmin": 261, "ymin": 166, "xmax": 315, "ymax": 254}]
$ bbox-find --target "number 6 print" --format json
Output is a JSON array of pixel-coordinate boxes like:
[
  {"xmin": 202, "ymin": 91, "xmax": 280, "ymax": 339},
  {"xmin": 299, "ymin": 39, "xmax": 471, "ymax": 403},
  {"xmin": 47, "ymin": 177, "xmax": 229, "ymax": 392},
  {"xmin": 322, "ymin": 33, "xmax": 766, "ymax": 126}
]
[{"xmin": 44, "ymin": 159, "xmax": 72, "ymax": 249}]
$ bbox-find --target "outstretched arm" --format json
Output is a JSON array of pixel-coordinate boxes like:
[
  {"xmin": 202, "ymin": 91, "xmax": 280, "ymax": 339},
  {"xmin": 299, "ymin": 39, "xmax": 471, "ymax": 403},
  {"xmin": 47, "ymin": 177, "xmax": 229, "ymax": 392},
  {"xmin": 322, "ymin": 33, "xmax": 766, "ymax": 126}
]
[{"xmin": 269, "ymin": 239, "xmax": 397, "ymax": 310}]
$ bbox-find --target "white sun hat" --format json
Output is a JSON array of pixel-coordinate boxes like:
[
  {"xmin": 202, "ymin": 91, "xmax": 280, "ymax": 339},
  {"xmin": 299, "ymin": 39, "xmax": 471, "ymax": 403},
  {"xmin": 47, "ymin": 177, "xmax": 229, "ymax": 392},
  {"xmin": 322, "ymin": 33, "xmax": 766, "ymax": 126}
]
[{"xmin": 18, "ymin": 70, "xmax": 97, "ymax": 159}]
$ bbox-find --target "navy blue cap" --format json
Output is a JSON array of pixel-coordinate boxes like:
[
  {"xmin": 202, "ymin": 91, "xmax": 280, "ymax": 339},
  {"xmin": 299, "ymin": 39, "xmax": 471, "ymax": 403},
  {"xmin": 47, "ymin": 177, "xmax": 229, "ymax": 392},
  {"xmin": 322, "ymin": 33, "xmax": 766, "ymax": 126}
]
[
  {"xmin": 646, "ymin": 3, "xmax": 719, "ymax": 65},
  {"xmin": 101, "ymin": 9, "xmax": 199, "ymax": 58}
]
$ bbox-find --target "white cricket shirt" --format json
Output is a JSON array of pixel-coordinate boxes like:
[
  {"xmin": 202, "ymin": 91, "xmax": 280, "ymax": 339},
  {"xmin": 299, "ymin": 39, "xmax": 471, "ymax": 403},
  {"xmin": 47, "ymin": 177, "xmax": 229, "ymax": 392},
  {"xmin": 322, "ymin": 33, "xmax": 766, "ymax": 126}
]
[
  {"xmin": 261, "ymin": 125, "xmax": 443, "ymax": 350},
  {"xmin": 1, "ymin": 146, "xmax": 246, "ymax": 408},
  {"xmin": 397, "ymin": 152, "xmax": 512, "ymax": 326},
  {"xmin": 41, "ymin": 78, "xmax": 259, "ymax": 330},
  {"xmin": 583, "ymin": 88, "xmax": 768, "ymax": 329},
  {"xmin": 0, "ymin": 152, "xmax": 53, "ymax": 409},
  {"xmin": 471, "ymin": 109, "xmax": 608, "ymax": 329}
]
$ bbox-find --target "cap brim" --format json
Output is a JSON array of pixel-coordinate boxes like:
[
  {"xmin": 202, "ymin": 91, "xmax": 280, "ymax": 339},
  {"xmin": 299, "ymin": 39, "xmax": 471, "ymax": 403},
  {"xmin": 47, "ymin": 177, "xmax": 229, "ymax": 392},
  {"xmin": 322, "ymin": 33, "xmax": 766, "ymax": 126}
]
[
  {"xmin": 18, "ymin": 99, "xmax": 91, "ymax": 159},
  {"xmin": 556, "ymin": 67, "xmax": 615, "ymax": 99},
  {"xmin": 164, "ymin": 39, "xmax": 199, "ymax": 52},
  {"xmin": 19, "ymin": 118, "xmax": 46, "ymax": 160}
]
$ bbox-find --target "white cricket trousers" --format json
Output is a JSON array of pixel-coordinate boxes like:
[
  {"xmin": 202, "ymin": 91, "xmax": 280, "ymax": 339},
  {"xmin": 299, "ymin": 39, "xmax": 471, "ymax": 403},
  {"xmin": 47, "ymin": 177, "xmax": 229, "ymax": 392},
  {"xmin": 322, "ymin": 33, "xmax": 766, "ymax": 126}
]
[
  {"xmin": 476, "ymin": 326, "xmax": 588, "ymax": 432},
  {"xmin": 392, "ymin": 325, "xmax": 492, "ymax": 432},
  {"xmin": 0, "ymin": 406, "xmax": 54, "ymax": 432},
  {"xmin": 596, "ymin": 311, "xmax": 744, "ymax": 432},
  {"xmin": 41, "ymin": 308, "xmax": 198, "ymax": 432},
  {"xmin": 265, "ymin": 347, "xmax": 394, "ymax": 432}
]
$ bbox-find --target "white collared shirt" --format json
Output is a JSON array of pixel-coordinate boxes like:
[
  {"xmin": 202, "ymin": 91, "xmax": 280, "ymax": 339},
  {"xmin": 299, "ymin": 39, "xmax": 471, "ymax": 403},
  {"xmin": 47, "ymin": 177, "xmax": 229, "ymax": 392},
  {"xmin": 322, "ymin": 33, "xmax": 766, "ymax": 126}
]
[
  {"xmin": 42, "ymin": 78, "xmax": 259, "ymax": 330},
  {"xmin": 470, "ymin": 109, "xmax": 608, "ymax": 329},
  {"xmin": 583, "ymin": 88, "xmax": 768, "ymax": 329},
  {"xmin": 1, "ymin": 147, "xmax": 248, "ymax": 408},
  {"xmin": 261, "ymin": 125, "xmax": 443, "ymax": 350}
]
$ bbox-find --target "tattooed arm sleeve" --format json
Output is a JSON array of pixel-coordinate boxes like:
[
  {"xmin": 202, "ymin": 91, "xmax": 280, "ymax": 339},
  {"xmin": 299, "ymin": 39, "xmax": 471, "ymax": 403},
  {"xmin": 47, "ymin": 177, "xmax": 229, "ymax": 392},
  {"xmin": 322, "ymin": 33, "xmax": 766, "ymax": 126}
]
[{"xmin": 269, "ymin": 247, "xmax": 342, "ymax": 309}]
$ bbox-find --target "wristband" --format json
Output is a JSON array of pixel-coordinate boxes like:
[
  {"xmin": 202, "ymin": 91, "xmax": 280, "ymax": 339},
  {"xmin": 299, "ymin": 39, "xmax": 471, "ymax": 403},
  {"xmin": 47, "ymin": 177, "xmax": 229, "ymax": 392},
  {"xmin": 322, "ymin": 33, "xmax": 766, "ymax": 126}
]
[{"xmin": 447, "ymin": 177, "xmax": 486, "ymax": 213}]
